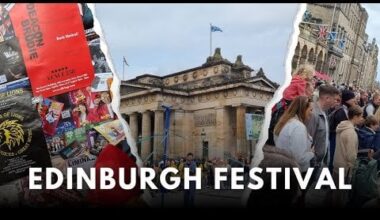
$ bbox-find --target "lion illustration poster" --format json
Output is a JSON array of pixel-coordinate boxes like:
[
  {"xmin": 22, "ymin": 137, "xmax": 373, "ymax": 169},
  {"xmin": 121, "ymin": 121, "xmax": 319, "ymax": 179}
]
[{"xmin": 0, "ymin": 85, "xmax": 51, "ymax": 184}]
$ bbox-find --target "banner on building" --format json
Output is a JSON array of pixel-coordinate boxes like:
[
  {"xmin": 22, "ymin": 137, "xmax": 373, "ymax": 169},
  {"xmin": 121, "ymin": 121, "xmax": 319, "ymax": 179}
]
[{"xmin": 245, "ymin": 113, "xmax": 264, "ymax": 141}]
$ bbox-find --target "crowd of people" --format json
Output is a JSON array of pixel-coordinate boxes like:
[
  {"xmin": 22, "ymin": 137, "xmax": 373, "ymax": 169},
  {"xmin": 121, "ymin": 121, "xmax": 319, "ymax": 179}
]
[{"xmin": 258, "ymin": 64, "xmax": 380, "ymax": 207}]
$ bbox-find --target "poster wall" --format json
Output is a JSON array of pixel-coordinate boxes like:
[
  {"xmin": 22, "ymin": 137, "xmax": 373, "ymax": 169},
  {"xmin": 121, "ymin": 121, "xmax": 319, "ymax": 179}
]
[{"xmin": 0, "ymin": 3, "xmax": 127, "ymax": 206}]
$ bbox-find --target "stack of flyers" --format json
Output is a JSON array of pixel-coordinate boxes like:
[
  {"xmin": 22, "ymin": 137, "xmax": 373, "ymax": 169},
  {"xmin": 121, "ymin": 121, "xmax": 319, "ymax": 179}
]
[{"xmin": 94, "ymin": 120, "xmax": 125, "ymax": 145}]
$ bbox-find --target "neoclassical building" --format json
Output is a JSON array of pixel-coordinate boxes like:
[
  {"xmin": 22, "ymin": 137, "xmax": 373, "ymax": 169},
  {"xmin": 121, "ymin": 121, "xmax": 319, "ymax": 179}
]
[{"xmin": 119, "ymin": 48, "xmax": 278, "ymax": 162}]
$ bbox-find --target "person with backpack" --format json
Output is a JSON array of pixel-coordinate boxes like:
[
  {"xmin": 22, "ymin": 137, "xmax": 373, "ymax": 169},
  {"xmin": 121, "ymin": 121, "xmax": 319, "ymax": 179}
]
[
  {"xmin": 328, "ymin": 90, "xmax": 357, "ymax": 172},
  {"xmin": 332, "ymin": 105, "xmax": 363, "ymax": 207}
]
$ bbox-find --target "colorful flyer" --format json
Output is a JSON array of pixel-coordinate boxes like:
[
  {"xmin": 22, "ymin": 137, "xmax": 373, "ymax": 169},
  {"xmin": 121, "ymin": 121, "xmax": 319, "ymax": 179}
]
[
  {"xmin": 93, "ymin": 120, "xmax": 125, "ymax": 145},
  {"xmin": 9, "ymin": 3, "xmax": 94, "ymax": 97},
  {"xmin": 38, "ymin": 98, "xmax": 64, "ymax": 136},
  {"xmin": 0, "ymin": 38, "xmax": 27, "ymax": 85}
]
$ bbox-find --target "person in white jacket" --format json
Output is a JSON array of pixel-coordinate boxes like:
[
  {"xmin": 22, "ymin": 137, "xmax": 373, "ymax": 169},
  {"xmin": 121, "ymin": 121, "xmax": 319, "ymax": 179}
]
[{"xmin": 274, "ymin": 96, "xmax": 315, "ymax": 173}]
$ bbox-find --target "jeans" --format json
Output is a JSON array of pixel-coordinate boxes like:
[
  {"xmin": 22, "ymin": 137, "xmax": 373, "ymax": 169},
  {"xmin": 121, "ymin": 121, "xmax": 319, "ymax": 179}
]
[{"xmin": 328, "ymin": 134, "xmax": 336, "ymax": 173}]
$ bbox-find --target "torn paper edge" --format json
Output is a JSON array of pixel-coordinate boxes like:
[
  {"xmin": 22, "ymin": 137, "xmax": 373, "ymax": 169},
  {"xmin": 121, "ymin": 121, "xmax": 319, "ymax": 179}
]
[
  {"xmin": 241, "ymin": 3, "xmax": 307, "ymax": 206},
  {"xmin": 89, "ymin": 4, "xmax": 143, "ymax": 168}
]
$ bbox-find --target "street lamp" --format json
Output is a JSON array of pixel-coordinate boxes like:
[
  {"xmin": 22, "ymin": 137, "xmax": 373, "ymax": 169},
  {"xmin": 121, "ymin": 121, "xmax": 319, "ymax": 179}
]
[{"xmin": 201, "ymin": 129, "xmax": 206, "ymax": 160}]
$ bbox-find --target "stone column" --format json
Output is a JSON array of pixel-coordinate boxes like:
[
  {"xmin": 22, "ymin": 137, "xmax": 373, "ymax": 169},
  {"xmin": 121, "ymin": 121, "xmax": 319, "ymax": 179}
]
[
  {"xmin": 236, "ymin": 105, "xmax": 247, "ymax": 158},
  {"xmin": 183, "ymin": 111, "xmax": 194, "ymax": 157},
  {"xmin": 215, "ymin": 107, "xmax": 228, "ymax": 160},
  {"xmin": 141, "ymin": 111, "xmax": 152, "ymax": 161},
  {"xmin": 129, "ymin": 113, "xmax": 138, "ymax": 144},
  {"xmin": 172, "ymin": 110, "xmax": 185, "ymax": 158},
  {"xmin": 153, "ymin": 109, "xmax": 164, "ymax": 161}
]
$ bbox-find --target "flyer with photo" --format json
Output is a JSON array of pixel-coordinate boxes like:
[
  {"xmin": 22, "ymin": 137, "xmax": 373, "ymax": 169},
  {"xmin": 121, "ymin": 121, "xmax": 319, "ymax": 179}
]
[
  {"xmin": 94, "ymin": 120, "xmax": 125, "ymax": 145},
  {"xmin": 38, "ymin": 98, "xmax": 64, "ymax": 136},
  {"xmin": 0, "ymin": 37, "xmax": 27, "ymax": 85}
]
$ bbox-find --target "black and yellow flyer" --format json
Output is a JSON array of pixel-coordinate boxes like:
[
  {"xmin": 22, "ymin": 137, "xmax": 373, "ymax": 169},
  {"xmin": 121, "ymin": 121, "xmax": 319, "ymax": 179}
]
[{"xmin": 0, "ymin": 83, "xmax": 51, "ymax": 184}]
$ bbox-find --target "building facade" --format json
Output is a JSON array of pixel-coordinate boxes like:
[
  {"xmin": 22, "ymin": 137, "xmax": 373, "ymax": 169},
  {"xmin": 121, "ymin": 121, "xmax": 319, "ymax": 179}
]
[
  {"xmin": 292, "ymin": 3, "xmax": 378, "ymax": 90},
  {"xmin": 119, "ymin": 48, "xmax": 278, "ymax": 163}
]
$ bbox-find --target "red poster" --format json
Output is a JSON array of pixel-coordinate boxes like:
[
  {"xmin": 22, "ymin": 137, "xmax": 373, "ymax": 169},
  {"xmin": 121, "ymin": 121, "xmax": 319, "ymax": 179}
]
[{"xmin": 9, "ymin": 3, "xmax": 94, "ymax": 97}]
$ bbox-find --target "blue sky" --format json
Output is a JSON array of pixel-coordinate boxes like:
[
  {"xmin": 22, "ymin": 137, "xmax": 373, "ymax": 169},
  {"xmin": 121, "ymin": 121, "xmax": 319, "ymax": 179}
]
[{"xmin": 95, "ymin": 4, "xmax": 299, "ymax": 85}]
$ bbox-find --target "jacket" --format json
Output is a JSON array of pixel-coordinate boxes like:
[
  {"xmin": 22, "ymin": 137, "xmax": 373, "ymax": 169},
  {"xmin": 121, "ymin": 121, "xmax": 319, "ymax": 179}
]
[
  {"xmin": 306, "ymin": 102, "xmax": 328, "ymax": 163},
  {"xmin": 274, "ymin": 117, "xmax": 314, "ymax": 172},
  {"xmin": 333, "ymin": 120, "xmax": 358, "ymax": 177},
  {"xmin": 372, "ymin": 129, "xmax": 380, "ymax": 152},
  {"xmin": 364, "ymin": 102, "xmax": 379, "ymax": 118},
  {"xmin": 357, "ymin": 126, "xmax": 376, "ymax": 150},
  {"xmin": 282, "ymin": 76, "xmax": 307, "ymax": 101},
  {"xmin": 329, "ymin": 105, "xmax": 348, "ymax": 134}
]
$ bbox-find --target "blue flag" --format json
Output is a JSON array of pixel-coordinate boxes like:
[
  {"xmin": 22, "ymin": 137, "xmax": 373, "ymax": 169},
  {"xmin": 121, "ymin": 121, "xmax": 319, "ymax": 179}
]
[
  {"xmin": 327, "ymin": 32, "xmax": 337, "ymax": 42},
  {"xmin": 123, "ymin": 56, "xmax": 129, "ymax": 66},
  {"xmin": 303, "ymin": 10, "xmax": 312, "ymax": 22},
  {"xmin": 211, "ymin": 25, "xmax": 223, "ymax": 32}
]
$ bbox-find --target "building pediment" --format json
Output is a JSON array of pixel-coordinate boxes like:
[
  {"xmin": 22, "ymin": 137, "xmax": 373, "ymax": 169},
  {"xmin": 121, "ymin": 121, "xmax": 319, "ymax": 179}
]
[{"xmin": 248, "ymin": 78, "xmax": 277, "ymax": 90}]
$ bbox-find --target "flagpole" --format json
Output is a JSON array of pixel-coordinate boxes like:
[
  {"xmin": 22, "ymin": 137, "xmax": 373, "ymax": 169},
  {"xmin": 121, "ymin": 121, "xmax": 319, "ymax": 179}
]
[
  {"xmin": 122, "ymin": 57, "xmax": 125, "ymax": 81},
  {"xmin": 329, "ymin": 4, "xmax": 337, "ymax": 32},
  {"xmin": 210, "ymin": 23, "xmax": 212, "ymax": 57},
  {"xmin": 327, "ymin": 3, "xmax": 337, "ymax": 76}
]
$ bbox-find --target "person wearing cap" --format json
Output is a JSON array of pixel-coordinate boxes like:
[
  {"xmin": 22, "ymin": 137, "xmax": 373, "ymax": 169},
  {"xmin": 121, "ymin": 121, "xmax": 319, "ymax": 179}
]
[{"xmin": 328, "ymin": 89, "xmax": 358, "ymax": 172}]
